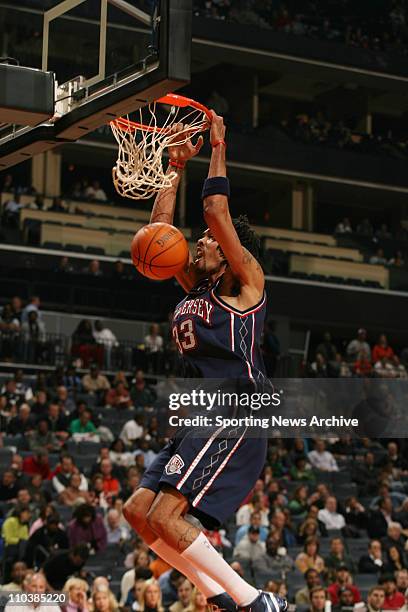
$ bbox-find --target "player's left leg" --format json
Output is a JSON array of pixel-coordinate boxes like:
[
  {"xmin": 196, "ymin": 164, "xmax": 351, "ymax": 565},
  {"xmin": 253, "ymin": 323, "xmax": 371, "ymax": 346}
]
[{"xmin": 146, "ymin": 485, "xmax": 287, "ymax": 611}]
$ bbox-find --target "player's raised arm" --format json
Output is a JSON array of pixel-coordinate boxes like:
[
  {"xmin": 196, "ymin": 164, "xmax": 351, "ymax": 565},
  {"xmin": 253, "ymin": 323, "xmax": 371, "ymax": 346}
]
[
  {"xmin": 202, "ymin": 111, "xmax": 264, "ymax": 297},
  {"xmin": 150, "ymin": 124, "xmax": 203, "ymax": 292}
]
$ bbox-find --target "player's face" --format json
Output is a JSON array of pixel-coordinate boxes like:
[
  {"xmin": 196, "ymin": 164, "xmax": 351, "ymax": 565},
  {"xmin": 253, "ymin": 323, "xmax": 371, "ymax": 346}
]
[{"xmin": 194, "ymin": 229, "xmax": 225, "ymax": 273}]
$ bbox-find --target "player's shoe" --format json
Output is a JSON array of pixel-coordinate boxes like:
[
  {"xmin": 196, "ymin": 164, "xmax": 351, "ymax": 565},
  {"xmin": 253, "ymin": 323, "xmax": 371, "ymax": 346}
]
[
  {"xmin": 239, "ymin": 591, "xmax": 288, "ymax": 612},
  {"xmin": 207, "ymin": 592, "xmax": 238, "ymax": 612}
]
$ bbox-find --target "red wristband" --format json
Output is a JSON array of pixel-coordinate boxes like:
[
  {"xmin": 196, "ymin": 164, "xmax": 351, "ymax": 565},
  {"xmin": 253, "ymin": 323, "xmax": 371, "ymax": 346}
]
[
  {"xmin": 169, "ymin": 160, "xmax": 185, "ymax": 170},
  {"xmin": 211, "ymin": 140, "xmax": 226, "ymax": 148}
]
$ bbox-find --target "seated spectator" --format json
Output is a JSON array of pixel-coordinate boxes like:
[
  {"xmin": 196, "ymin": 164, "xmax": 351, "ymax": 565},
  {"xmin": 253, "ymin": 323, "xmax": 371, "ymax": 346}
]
[
  {"xmin": 347, "ymin": 328, "xmax": 371, "ymax": 362},
  {"xmin": 83, "ymin": 259, "xmax": 103, "ymax": 277},
  {"xmin": 253, "ymin": 532, "xmax": 294, "ymax": 574},
  {"xmin": 396, "ymin": 569, "xmax": 408, "ymax": 594},
  {"xmin": 358, "ymin": 540, "xmax": 385, "ymax": 574},
  {"xmin": 99, "ymin": 458, "xmax": 120, "ymax": 498},
  {"xmin": 378, "ymin": 574, "xmax": 405, "ymax": 609},
  {"xmin": 63, "ymin": 577, "xmax": 90, "ymax": 612},
  {"xmin": 288, "ymin": 484, "xmax": 309, "ymax": 519},
  {"xmin": 325, "ymin": 537, "xmax": 355, "ymax": 577},
  {"xmin": 327, "ymin": 565, "xmax": 361, "ymax": 604},
  {"xmin": 356, "ymin": 218, "xmax": 373, "ymax": 236},
  {"xmin": 72, "ymin": 322, "xmax": 102, "ymax": 368},
  {"xmin": 82, "ymin": 364, "xmax": 110, "ymax": 398},
  {"xmin": 295, "ymin": 536, "xmax": 326, "ymax": 574},
  {"xmin": 24, "ymin": 513, "xmax": 69, "ymax": 567},
  {"xmin": 31, "ymin": 389, "xmax": 48, "ymax": 417},
  {"xmin": 298, "ymin": 517, "xmax": 320, "ymax": 544},
  {"xmin": 352, "ymin": 452, "xmax": 380, "ymax": 496},
  {"xmin": 130, "ymin": 369, "xmax": 157, "ymax": 409},
  {"xmin": 105, "ymin": 382, "xmax": 132, "ymax": 410},
  {"xmin": 7, "ymin": 402, "xmax": 35, "ymax": 435},
  {"xmin": 370, "ymin": 248, "xmax": 387, "ymax": 265},
  {"xmin": 309, "ymin": 352, "xmax": 328, "ymax": 377},
  {"xmin": 236, "ymin": 493, "xmax": 269, "ymax": 526},
  {"xmin": 0, "ymin": 470, "xmax": 19, "ymax": 502},
  {"xmin": 335, "ymin": 218, "xmax": 352, "ymax": 234},
  {"xmin": 383, "ymin": 544, "xmax": 407, "ymax": 573},
  {"xmin": 105, "ymin": 508, "xmax": 130, "ymax": 544},
  {"xmin": 111, "ymin": 259, "xmax": 128, "ymax": 281},
  {"xmin": 367, "ymin": 497, "xmax": 396, "ymax": 539},
  {"xmin": 0, "ymin": 560, "xmax": 27, "ymax": 592},
  {"xmin": 308, "ymin": 439, "xmax": 339, "ymax": 472},
  {"xmin": 290, "ymin": 456, "xmax": 315, "ymax": 482},
  {"xmin": 67, "ymin": 503, "xmax": 107, "ymax": 552},
  {"xmin": 233, "ymin": 525, "xmax": 265, "ymax": 563},
  {"xmin": 270, "ymin": 509, "xmax": 297, "ymax": 547},
  {"xmin": 69, "ymin": 408, "xmax": 98, "ymax": 440},
  {"xmin": 22, "ymin": 448, "xmax": 51, "ymax": 480},
  {"xmin": 52, "ymin": 454, "xmax": 88, "ymax": 494},
  {"xmin": 43, "ymin": 544, "xmax": 89, "ymax": 591},
  {"xmin": 27, "ymin": 418, "xmax": 60, "ymax": 453},
  {"xmin": 381, "ymin": 441, "xmax": 408, "ymax": 473},
  {"xmin": 318, "ymin": 496, "xmax": 346, "ymax": 531},
  {"xmin": 85, "ymin": 180, "xmax": 107, "ymax": 202},
  {"xmin": 46, "ymin": 401, "xmax": 69, "ymax": 441},
  {"xmin": 109, "ymin": 438, "xmax": 134, "ymax": 467},
  {"xmin": 381, "ymin": 521, "xmax": 406, "ymax": 556},
  {"xmin": 120, "ymin": 414, "xmax": 144, "ymax": 448},
  {"xmin": 332, "ymin": 587, "xmax": 356, "ymax": 612},
  {"xmin": 316, "ymin": 332, "xmax": 337, "ymax": 362},
  {"xmin": 362, "ymin": 586, "xmax": 385, "ymax": 612},
  {"xmin": 186, "ymin": 588, "xmax": 207, "ymax": 612},
  {"xmin": 308, "ymin": 586, "xmax": 328, "ymax": 612},
  {"xmin": 354, "ymin": 349, "xmax": 372, "ymax": 377},
  {"xmin": 169, "ymin": 579, "xmax": 193, "ymax": 612},
  {"xmin": 235, "ymin": 511, "xmax": 268, "ymax": 545},
  {"xmin": 295, "ymin": 568, "xmax": 322, "ymax": 607},
  {"xmin": 59, "ymin": 473, "xmax": 93, "ymax": 506},
  {"xmin": 144, "ymin": 323, "xmax": 164, "ymax": 374},
  {"xmin": 2, "ymin": 194, "xmax": 23, "ymax": 227},
  {"xmin": 55, "ymin": 255, "xmax": 74, "ymax": 274},
  {"xmin": 372, "ymin": 334, "xmax": 394, "ymax": 363}
]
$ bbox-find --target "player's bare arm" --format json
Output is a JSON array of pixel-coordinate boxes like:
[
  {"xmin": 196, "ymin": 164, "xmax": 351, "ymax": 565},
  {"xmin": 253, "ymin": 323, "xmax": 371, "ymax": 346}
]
[
  {"xmin": 150, "ymin": 123, "xmax": 203, "ymax": 292},
  {"xmin": 203, "ymin": 111, "xmax": 264, "ymax": 309}
]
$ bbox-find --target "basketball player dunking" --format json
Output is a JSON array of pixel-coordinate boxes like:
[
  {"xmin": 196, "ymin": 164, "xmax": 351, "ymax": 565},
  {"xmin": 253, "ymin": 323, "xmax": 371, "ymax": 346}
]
[{"xmin": 124, "ymin": 112, "xmax": 287, "ymax": 612}]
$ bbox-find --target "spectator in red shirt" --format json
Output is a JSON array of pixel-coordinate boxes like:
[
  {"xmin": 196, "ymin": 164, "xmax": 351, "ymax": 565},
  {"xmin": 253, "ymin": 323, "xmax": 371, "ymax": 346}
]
[
  {"xmin": 372, "ymin": 334, "xmax": 394, "ymax": 364},
  {"xmin": 327, "ymin": 565, "xmax": 361, "ymax": 604},
  {"xmin": 378, "ymin": 575, "xmax": 405, "ymax": 609},
  {"xmin": 100, "ymin": 458, "xmax": 120, "ymax": 497},
  {"xmin": 22, "ymin": 449, "xmax": 51, "ymax": 480},
  {"xmin": 105, "ymin": 382, "xmax": 132, "ymax": 410},
  {"xmin": 354, "ymin": 350, "xmax": 372, "ymax": 377}
]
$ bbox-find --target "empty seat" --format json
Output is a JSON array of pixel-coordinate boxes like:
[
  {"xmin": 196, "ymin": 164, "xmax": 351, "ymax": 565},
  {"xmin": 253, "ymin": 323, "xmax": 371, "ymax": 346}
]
[
  {"xmin": 43, "ymin": 241, "xmax": 62, "ymax": 249},
  {"xmin": 86, "ymin": 246, "xmax": 105, "ymax": 255},
  {"xmin": 65, "ymin": 243, "xmax": 84, "ymax": 252}
]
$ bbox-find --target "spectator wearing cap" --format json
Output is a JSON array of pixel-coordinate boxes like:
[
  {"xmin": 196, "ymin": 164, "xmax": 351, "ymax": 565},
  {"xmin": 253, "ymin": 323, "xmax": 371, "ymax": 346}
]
[
  {"xmin": 295, "ymin": 568, "xmax": 322, "ymax": 607},
  {"xmin": 347, "ymin": 328, "xmax": 371, "ymax": 362},
  {"xmin": 233, "ymin": 525, "xmax": 265, "ymax": 562},
  {"xmin": 379, "ymin": 574, "xmax": 405, "ymax": 609},
  {"xmin": 358, "ymin": 540, "xmax": 385, "ymax": 574},
  {"xmin": 295, "ymin": 536, "xmax": 325, "ymax": 574},
  {"xmin": 332, "ymin": 587, "xmax": 356, "ymax": 612},
  {"xmin": 308, "ymin": 439, "xmax": 339, "ymax": 472},
  {"xmin": 327, "ymin": 565, "xmax": 361, "ymax": 605},
  {"xmin": 318, "ymin": 496, "xmax": 346, "ymax": 531}
]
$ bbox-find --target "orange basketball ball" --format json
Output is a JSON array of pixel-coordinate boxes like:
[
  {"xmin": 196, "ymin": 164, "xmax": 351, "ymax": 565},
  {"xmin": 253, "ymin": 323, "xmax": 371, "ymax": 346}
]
[{"xmin": 131, "ymin": 222, "xmax": 189, "ymax": 280}]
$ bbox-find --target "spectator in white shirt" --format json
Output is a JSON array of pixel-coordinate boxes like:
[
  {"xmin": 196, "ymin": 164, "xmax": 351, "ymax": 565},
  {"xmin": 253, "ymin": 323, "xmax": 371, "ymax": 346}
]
[
  {"xmin": 318, "ymin": 496, "xmax": 345, "ymax": 531},
  {"xmin": 346, "ymin": 328, "xmax": 371, "ymax": 362},
  {"xmin": 120, "ymin": 415, "xmax": 144, "ymax": 448},
  {"xmin": 105, "ymin": 509, "xmax": 130, "ymax": 544},
  {"xmin": 5, "ymin": 572, "xmax": 61, "ymax": 612},
  {"xmin": 94, "ymin": 320, "xmax": 118, "ymax": 369},
  {"xmin": 308, "ymin": 439, "xmax": 339, "ymax": 472},
  {"xmin": 144, "ymin": 323, "xmax": 164, "ymax": 373},
  {"xmin": 85, "ymin": 180, "xmax": 107, "ymax": 202}
]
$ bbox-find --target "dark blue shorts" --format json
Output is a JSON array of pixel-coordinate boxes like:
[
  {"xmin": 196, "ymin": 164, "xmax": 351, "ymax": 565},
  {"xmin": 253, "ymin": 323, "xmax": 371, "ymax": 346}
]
[{"xmin": 140, "ymin": 424, "xmax": 268, "ymax": 529}]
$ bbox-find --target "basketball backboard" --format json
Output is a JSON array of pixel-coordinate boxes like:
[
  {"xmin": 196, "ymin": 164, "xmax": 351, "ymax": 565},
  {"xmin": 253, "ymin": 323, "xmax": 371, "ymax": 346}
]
[{"xmin": 0, "ymin": 0, "xmax": 192, "ymax": 169}]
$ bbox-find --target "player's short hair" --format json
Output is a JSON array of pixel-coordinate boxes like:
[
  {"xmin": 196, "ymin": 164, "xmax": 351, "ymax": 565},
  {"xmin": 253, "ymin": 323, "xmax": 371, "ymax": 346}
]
[{"xmin": 232, "ymin": 214, "xmax": 261, "ymax": 260}]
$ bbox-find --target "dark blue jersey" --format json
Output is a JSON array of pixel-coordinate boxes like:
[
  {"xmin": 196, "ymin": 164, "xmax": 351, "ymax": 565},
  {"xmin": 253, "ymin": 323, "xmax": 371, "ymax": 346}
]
[{"xmin": 172, "ymin": 276, "xmax": 267, "ymax": 381}]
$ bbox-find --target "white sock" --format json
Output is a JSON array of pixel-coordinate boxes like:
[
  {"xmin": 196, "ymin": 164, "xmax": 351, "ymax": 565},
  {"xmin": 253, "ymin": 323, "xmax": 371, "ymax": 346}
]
[
  {"xmin": 181, "ymin": 532, "xmax": 258, "ymax": 606},
  {"xmin": 150, "ymin": 538, "xmax": 225, "ymax": 598}
]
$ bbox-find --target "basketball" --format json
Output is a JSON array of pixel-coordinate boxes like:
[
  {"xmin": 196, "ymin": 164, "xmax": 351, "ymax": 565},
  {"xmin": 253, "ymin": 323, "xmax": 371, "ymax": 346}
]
[{"xmin": 131, "ymin": 222, "xmax": 189, "ymax": 280}]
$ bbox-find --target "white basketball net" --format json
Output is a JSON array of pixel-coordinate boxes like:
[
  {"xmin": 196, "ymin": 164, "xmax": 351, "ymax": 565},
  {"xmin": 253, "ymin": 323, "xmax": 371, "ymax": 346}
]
[{"xmin": 110, "ymin": 98, "xmax": 209, "ymax": 200}]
